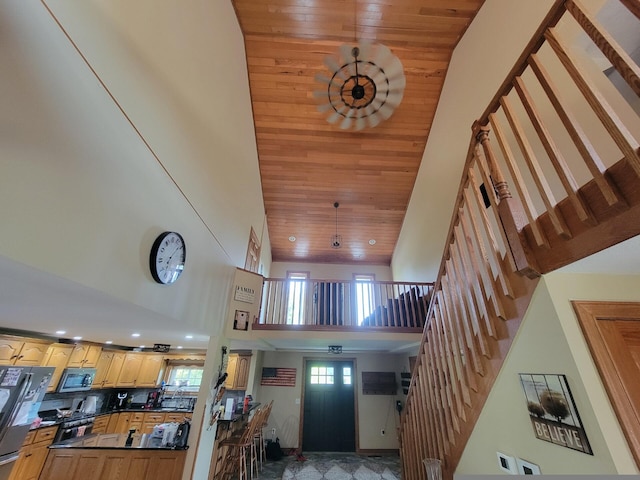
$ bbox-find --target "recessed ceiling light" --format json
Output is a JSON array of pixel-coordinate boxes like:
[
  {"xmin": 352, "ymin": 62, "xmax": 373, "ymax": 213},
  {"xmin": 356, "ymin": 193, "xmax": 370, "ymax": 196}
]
[
  {"xmin": 176, "ymin": 346, "xmax": 183, "ymax": 349},
  {"xmin": 73, "ymin": 336, "xmax": 82, "ymax": 341},
  {"xmin": 288, "ymin": 236, "xmax": 296, "ymax": 242},
  {"xmin": 185, "ymin": 335, "xmax": 193, "ymax": 340},
  {"xmin": 105, "ymin": 341, "xmax": 113, "ymax": 345},
  {"xmin": 131, "ymin": 333, "xmax": 141, "ymax": 337},
  {"xmin": 369, "ymin": 239, "xmax": 376, "ymax": 245},
  {"xmin": 55, "ymin": 330, "xmax": 66, "ymax": 335}
]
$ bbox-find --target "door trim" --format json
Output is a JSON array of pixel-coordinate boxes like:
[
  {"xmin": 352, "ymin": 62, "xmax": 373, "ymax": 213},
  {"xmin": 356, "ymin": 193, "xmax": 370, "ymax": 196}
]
[
  {"xmin": 299, "ymin": 357, "xmax": 359, "ymax": 452},
  {"xmin": 572, "ymin": 300, "xmax": 640, "ymax": 467}
]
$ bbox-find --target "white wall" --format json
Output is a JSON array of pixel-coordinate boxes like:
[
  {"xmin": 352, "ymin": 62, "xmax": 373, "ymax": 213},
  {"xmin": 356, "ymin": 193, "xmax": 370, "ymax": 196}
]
[
  {"xmin": 456, "ymin": 273, "xmax": 640, "ymax": 475},
  {"xmin": 270, "ymin": 262, "xmax": 392, "ymax": 281},
  {"xmin": 257, "ymin": 351, "xmax": 410, "ymax": 451}
]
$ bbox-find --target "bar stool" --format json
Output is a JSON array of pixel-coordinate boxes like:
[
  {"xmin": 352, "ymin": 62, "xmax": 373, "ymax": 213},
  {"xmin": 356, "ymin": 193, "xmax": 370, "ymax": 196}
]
[
  {"xmin": 220, "ymin": 406, "xmax": 265, "ymax": 480},
  {"xmin": 253, "ymin": 400, "xmax": 273, "ymax": 471}
]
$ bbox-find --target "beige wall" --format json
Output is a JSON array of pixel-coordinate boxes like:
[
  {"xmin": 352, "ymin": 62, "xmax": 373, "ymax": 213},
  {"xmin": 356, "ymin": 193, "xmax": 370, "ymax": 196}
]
[
  {"xmin": 456, "ymin": 273, "xmax": 640, "ymax": 476},
  {"xmin": 255, "ymin": 351, "xmax": 411, "ymax": 451}
]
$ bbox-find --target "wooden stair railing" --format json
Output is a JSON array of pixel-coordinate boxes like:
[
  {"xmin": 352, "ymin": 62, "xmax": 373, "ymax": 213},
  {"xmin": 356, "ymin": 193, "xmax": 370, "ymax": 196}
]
[
  {"xmin": 256, "ymin": 279, "xmax": 433, "ymax": 331},
  {"xmin": 399, "ymin": 1, "xmax": 640, "ymax": 478}
]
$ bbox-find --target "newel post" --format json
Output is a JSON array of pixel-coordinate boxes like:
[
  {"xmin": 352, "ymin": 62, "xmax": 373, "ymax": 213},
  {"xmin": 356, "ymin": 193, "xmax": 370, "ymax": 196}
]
[{"xmin": 474, "ymin": 122, "xmax": 541, "ymax": 278}]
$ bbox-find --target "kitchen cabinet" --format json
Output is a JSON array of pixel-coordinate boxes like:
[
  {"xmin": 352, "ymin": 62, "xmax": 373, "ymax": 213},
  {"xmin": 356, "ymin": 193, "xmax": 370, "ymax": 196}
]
[
  {"xmin": 129, "ymin": 412, "xmax": 144, "ymax": 433},
  {"xmin": 40, "ymin": 447, "xmax": 186, "ymax": 480},
  {"xmin": 66, "ymin": 344, "xmax": 102, "ymax": 368},
  {"xmin": 92, "ymin": 351, "xmax": 125, "ymax": 389},
  {"xmin": 41, "ymin": 343, "xmax": 75, "ymax": 392},
  {"xmin": 116, "ymin": 353, "xmax": 144, "ymax": 387},
  {"xmin": 116, "ymin": 353, "xmax": 164, "ymax": 388},
  {"xmin": 106, "ymin": 413, "xmax": 120, "ymax": 433},
  {"xmin": 0, "ymin": 338, "xmax": 49, "ymax": 366},
  {"xmin": 164, "ymin": 412, "xmax": 192, "ymax": 423},
  {"xmin": 8, "ymin": 425, "xmax": 57, "ymax": 480},
  {"xmin": 142, "ymin": 412, "xmax": 165, "ymax": 434},
  {"xmin": 92, "ymin": 415, "xmax": 110, "ymax": 434},
  {"xmin": 225, "ymin": 353, "xmax": 251, "ymax": 390},
  {"xmin": 136, "ymin": 354, "xmax": 164, "ymax": 387},
  {"xmin": 114, "ymin": 412, "xmax": 132, "ymax": 433}
]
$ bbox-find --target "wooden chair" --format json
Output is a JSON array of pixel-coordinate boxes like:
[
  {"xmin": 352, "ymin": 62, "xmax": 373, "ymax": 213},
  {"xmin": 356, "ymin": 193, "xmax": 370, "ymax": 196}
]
[
  {"xmin": 219, "ymin": 406, "xmax": 266, "ymax": 480},
  {"xmin": 253, "ymin": 400, "xmax": 273, "ymax": 471}
]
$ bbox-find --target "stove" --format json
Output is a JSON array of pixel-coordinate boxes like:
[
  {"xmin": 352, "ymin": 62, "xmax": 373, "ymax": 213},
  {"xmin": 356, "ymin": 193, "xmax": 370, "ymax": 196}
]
[{"xmin": 51, "ymin": 412, "xmax": 96, "ymax": 443}]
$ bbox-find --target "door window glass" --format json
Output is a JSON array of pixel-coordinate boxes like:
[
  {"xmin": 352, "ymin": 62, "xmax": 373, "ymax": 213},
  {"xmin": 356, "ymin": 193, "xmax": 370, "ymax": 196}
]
[{"xmin": 310, "ymin": 366, "xmax": 334, "ymax": 385}]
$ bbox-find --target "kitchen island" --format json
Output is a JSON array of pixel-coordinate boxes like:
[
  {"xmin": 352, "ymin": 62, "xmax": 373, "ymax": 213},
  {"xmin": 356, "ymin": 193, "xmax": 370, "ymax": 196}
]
[{"xmin": 39, "ymin": 433, "xmax": 186, "ymax": 480}]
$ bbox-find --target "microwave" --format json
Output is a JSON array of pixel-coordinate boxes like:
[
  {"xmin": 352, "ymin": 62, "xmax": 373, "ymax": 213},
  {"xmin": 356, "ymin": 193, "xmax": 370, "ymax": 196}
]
[{"xmin": 57, "ymin": 368, "xmax": 97, "ymax": 393}]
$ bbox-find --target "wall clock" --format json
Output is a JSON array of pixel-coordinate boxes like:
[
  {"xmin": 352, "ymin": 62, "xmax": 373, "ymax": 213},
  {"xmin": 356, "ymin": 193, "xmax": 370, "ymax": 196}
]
[{"xmin": 149, "ymin": 231, "xmax": 186, "ymax": 285}]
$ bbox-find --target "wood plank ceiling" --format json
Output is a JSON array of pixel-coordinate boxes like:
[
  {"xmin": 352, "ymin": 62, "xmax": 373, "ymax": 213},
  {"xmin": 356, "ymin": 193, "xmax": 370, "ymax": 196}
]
[{"xmin": 232, "ymin": 0, "xmax": 484, "ymax": 265}]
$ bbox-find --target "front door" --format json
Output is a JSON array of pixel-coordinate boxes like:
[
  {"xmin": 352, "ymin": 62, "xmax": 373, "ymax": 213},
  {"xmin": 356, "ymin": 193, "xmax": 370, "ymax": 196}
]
[
  {"xmin": 302, "ymin": 359, "xmax": 356, "ymax": 452},
  {"xmin": 573, "ymin": 301, "xmax": 640, "ymax": 467}
]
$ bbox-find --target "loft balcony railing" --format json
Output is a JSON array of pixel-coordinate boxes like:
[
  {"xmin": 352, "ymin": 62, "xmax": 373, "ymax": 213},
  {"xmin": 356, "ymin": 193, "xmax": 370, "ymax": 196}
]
[
  {"xmin": 399, "ymin": 1, "xmax": 640, "ymax": 479},
  {"xmin": 255, "ymin": 279, "xmax": 434, "ymax": 331}
]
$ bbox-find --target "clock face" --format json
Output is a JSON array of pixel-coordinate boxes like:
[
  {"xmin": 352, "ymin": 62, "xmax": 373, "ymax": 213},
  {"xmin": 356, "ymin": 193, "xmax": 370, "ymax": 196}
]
[{"xmin": 149, "ymin": 231, "xmax": 186, "ymax": 285}]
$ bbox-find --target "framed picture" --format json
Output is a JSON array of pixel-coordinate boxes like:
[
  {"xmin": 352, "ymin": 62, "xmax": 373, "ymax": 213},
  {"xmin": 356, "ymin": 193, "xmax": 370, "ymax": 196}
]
[
  {"xmin": 233, "ymin": 310, "xmax": 250, "ymax": 331},
  {"xmin": 519, "ymin": 373, "xmax": 592, "ymax": 455},
  {"xmin": 496, "ymin": 451, "xmax": 517, "ymax": 474}
]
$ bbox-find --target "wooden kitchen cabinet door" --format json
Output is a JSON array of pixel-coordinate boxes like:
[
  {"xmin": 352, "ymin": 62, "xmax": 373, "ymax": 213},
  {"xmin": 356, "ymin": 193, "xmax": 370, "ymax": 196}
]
[
  {"xmin": 67, "ymin": 344, "xmax": 102, "ymax": 368},
  {"xmin": 117, "ymin": 353, "xmax": 143, "ymax": 387},
  {"xmin": 103, "ymin": 352, "xmax": 125, "ymax": 388},
  {"xmin": 42, "ymin": 344, "xmax": 74, "ymax": 392},
  {"xmin": 136, "ymin": 355, "xmax": 164, "ymax": 387},
  {"xmin": 234, "ymin": 354, "xmax": 251, "ymax": 390},
  {"xmin": 0, "ymin": 339, "xmax": 22, "ymax": 364},
  {"xmin": 225, "ymin": 354, "xmax": 238, "ymax": 388},
  {"xmin": 13, "ymin": 342, "xmax": 49, "ymax": 366},
  {"xmin": 114, "ymin": 412, "xmax": 132, "ymax": 433},
  {"xmin": 92, "ymin": 351, "xmax": 114, "ymax": 388}
]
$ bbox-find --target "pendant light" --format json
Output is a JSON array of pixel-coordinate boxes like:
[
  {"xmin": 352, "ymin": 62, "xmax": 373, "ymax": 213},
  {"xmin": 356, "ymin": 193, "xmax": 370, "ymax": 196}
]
[{"xmin": 331, "ymin": 202, "xmax": 342, "ymax": 249}]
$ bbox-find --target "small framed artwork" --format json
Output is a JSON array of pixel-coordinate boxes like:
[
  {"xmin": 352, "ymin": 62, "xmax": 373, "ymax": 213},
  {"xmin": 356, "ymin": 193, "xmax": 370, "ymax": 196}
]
[
  {"xmin": 516, "ymin": 457, "xmax": 541, "ymax": 475},
  {"xmin": 233, "ymin": 310, "xmax": 250, "ymax": 331},
  {"xmin": 519, "ymin": 373, "xmax": 592, "ymax": 455},
  {"xmin": 496, "ymin": 451, "xmax": 517, "ymax": 474}
]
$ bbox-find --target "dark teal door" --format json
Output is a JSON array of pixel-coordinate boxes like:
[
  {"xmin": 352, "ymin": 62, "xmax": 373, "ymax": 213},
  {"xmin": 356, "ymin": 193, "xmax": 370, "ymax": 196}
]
[{"xmin": 302, "ymin": 360, "xmax": 355, "ymax": 451}]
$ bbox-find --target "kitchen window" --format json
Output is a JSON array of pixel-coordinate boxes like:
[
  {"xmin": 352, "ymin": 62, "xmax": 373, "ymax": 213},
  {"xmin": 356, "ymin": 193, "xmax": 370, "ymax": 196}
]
[{"xmin": 165, "ymin": 363, "xmax": 204, "ymax": 393}]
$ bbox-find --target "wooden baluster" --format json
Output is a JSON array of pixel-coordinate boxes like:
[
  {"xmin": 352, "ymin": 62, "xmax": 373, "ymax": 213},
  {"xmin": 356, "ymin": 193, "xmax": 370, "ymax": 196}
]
[
  {"xmin": 528, "ymin": 54, "xmax": 622, "ymax": 208},
  {"xmin": 437, "ymin": 290, "xmax": 472, "ymax": 407},
  {"xmin": 453, "ymin": 221, "xmax": 496, "ymax": 339},
  {"xmin": 620, "ymin": 0, "xmax": 640, "ymax": 20},
  {"xmin": 458, "ymin": 199, "xmax": 507, "ymax": 321},
  {"xmin": 545, "ymin": 27, "xmax": 640, "ymax": 177},
  {"xmin": 413, "ymin": 357, "xmax": 434, "ymax": 466},
  {"xmin": 475, "ymin": 126, "xmax": 546, "ymax": 278},
  {"xmin": 448, "ymin": 254, "xmax": 490, "ymax": 360},
  {"xmin": 466, "ymin": 169, "xmax": 517, "ymax": 296},
  {"xmin": 433, "ymin": 300, "xmax": 464, "ymax": 430},
  {"xmin": 489, "ymin": 113, "xmax": 550, "ymax": 247},
  {"xmin": 416, "ymin": 353, "xmax": 440, "ymax": 461},
  {"xmin": 429, "ymin": 307, "xmax": 457, "ymax": 444},
  {"xmin": 567, "ymin": 0, "xmax": 640, "ymax": 98},
  {"xmin": 499, "ymin": 96, "xmax": 573, "ymax": 239},
  {"xmin": 443, "ymin": 264, "xmax": 485, "ymax": 376},
  {"xmin": 441, "ymin": 277, "xmax": 479, "ymax": 393},
  {"xmin": 513, "ymin": 75, "xmax": 595, "ymax": 224},
  {"xmin": 422, "ymin": 340, "xmax": 449, "ymax": 456}
]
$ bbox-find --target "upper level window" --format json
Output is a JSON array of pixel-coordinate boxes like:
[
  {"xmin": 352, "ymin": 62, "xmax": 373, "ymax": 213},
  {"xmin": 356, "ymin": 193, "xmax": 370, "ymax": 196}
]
[
  {"xmin": 354, "ymin": 274, "xmax": 375, "ymax": 325},
  {"xmin": 287, "ymin": 271, "xmax": 309, "ymax": 325}
]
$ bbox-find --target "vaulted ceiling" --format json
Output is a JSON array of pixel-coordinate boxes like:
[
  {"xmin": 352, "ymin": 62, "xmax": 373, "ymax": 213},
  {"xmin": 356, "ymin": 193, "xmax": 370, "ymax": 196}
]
[{"xmin": 232, "ymin": 0, "xmax": 485, "ymax": 265}]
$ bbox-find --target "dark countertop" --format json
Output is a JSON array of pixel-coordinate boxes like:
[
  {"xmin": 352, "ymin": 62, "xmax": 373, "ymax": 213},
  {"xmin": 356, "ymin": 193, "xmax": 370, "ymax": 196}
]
[
  {"xmin": 32, "ymin": 407, "xmax": 193, "ymax": 430},
  {"xmin": 49, "ymin": 432, "xmax": 187, "ymax": 450},
  {"xmin": 217, "ymin": 402, "xmax": 260, "ymax": 423}
]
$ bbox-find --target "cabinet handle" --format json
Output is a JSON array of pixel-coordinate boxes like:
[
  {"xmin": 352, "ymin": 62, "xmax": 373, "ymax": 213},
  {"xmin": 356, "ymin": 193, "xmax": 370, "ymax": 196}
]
[
  {"xmin": 9, "ymin": 355, "xmax": 18, "ymax": 360},
  {"xmin": 25, "ymin": 453, "xmax": 32, "ymax": 458}
]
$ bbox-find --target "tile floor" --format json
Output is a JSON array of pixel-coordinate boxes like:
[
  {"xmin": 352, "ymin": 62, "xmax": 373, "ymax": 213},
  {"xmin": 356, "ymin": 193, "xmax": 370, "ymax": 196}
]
[{"xmin": 255, "ymin": 452, "xmax": 401, "ymax": 480}]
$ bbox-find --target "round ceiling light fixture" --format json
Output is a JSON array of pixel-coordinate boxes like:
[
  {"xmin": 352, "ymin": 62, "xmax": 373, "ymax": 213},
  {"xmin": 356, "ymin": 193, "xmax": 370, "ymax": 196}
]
[
  {"xmin": 368, "ymin": 239, "xmax": 376, "ymax": 245},
  {"xmin": 314, "ymin": 41, "xmax": 406, "ymax": 131}
]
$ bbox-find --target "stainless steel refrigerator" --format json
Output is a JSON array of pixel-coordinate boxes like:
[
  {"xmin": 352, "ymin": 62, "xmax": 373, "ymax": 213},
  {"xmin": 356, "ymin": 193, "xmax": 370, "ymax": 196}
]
[{"xmin": 0, "ymin": 366, "xmax": 54, "ymax": 480}]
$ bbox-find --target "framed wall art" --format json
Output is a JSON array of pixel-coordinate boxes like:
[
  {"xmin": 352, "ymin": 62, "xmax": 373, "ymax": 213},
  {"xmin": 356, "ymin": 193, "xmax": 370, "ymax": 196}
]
[{"xmin": 519, "ymin": 373, "xmax": 592, "ymax": 455}]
